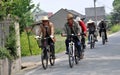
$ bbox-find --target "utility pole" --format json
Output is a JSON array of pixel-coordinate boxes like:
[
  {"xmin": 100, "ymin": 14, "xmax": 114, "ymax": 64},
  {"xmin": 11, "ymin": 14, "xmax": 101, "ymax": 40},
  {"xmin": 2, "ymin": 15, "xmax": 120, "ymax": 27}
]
[{"xmin": 94, "ymin": 0, "xmax": 97, "ymax": 25}]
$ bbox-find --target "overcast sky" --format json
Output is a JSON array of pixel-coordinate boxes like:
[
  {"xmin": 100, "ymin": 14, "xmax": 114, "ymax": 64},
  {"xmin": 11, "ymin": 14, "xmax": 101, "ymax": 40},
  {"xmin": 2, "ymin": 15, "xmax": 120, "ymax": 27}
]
[{"xmin": 32, "ymin": 0, "xmax": 114, "ymax": 14}]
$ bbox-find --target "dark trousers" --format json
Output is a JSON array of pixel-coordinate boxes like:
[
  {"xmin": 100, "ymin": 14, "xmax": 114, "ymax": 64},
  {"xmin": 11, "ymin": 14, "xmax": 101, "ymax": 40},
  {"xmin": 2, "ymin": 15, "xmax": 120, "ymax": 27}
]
[
  {"xmin": 99, "ymin": 29, "xmax": 108, "ymax": 40},
  {"xmin": 88, "ymin": 31, "xmax": 96, "ymax": 41},
  {"xmin": 41, "ymin": 39, "xmax": 55, "ymax": 57},
  {"xmin": 65, "ymin": 38, "xmax": 81, "ymax": 56}
]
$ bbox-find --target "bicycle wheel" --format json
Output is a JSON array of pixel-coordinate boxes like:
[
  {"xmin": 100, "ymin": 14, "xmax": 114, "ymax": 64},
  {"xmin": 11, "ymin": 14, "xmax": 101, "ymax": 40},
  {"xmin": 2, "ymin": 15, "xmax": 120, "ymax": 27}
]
[
  {"xmin": 75, "ymin": 49, "xmax": 79, "ymax": 64},
  {"xmin": 69, "ymin": 45, "xmax": 74, "ymax": 68},
  {"xmin": 101, "ymin": 32, "xmax": 105, "ymax": 45},
  {"xmin": 49, "ymin": 55, "xmax": 55, "ymax": 66},
  {"xmin": 41, "ymin": 48, "xmax": 48, "ymax": 70},
  {"xmin": 90, "ymin": 34, "xmax": 93, "ymax": 49}
]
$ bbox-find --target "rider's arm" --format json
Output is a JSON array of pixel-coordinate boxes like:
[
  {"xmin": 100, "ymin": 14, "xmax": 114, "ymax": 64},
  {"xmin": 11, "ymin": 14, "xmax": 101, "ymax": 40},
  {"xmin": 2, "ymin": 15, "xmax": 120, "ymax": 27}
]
[
  {"xmin": 50, "ymin": 22, "xmax": 55, "ymax": 38},
  {"xmin": 61, "ymin": 24, "xmax": 67, "ymax": 37}
]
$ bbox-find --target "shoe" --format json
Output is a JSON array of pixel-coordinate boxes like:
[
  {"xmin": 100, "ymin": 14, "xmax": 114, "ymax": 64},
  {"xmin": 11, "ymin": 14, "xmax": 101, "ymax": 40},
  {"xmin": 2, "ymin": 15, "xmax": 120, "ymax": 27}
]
[
  {"xmin": 83, "ymin": 45, "xmax": 86, "ymax": 49},
  {"xmin": 52, "ymin": 56, "xmax": 56, "ymax": 59},
  {"xmin": 106, "ymin": 39, "xmax": 108, "ymax": 42},
  {"xmin": 80, "ymin": 53, "xmax": 84, "ymax": 59},
  {"xmin": 65, "ymin": 51, "xmax": 69, "ymax": 54},
  {"xmin": 95, "ymin": 39, "xmax": 98, "ymax": 42},
  {"xmin": 87, "ymin": 42, "xmax": 90, "ymax": 44}
]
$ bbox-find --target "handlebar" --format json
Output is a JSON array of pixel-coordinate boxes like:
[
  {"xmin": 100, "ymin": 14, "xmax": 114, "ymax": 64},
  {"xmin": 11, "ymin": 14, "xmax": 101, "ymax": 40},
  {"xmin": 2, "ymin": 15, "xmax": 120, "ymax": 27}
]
[
  {"xmin": 35, "ymin": 36, "xmax": 50, "ymax": 40},
  {"xmin": 61, "ymin": 33, "xmax": 80, "ymax": 37}
]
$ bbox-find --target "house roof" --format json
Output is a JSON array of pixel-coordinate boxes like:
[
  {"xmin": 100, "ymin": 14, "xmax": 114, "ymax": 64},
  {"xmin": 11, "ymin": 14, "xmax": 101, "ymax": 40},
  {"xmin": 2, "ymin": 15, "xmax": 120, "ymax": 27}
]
[{"xmin": 49, "ymin": 8, "xmax": 85, "ymax": 19}]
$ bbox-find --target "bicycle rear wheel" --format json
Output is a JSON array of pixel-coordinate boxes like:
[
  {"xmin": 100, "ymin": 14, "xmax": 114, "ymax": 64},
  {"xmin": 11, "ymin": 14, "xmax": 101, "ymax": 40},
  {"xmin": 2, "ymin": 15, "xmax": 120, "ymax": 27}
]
[
  {"xmin": 49, "ymin": 55, "xmax": 55, "ymax": 66},
  {"xmin": 41, "ymin": 48, "xmax": 48, "ymax": 70},
  {"xmin": 90, "ymin": 34, "xmax": 93, "ymax": 49},
  {"xmin": 101, "ymin": 32, "xmax": 105, "ymax": 45}
]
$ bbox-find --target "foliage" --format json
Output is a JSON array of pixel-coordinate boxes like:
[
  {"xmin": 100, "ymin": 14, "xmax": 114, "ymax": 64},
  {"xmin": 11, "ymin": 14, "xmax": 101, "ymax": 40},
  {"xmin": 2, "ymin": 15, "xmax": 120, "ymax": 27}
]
[
  {"xmin": 0, "ymin": 0, "xmax": 35, "ymax": 33},
  {"xmin": 0, "ymin": 47, "xmax": 11, "ymax": 59},
  {"xmin": 110, "ymin": 0, "xmax": 120, "ymax": 24},
  {"xmin": 20, "ymin": 32, "xmax": 41, "ymax": 56},
  {"xmin": 110, "ymin": 24, "xmax": 120, "ymax": 33},
  {"xmin": 55, "ymin": 28, "xmax": 62, "ymax": 34},
  {"xmin": 20, "ymin": 32, "xmax": 66, "ymax": 56},
  {"xmin": 5, "ymin": 24, "xmax": 17, "ymax": 59}
]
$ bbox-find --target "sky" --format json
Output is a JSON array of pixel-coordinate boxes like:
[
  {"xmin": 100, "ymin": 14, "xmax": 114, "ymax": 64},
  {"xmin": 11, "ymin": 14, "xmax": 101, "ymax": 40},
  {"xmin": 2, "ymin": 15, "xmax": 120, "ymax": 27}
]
[{"xmin": 32, "ymin": 0, "xmax": 114, "ymax": 15}]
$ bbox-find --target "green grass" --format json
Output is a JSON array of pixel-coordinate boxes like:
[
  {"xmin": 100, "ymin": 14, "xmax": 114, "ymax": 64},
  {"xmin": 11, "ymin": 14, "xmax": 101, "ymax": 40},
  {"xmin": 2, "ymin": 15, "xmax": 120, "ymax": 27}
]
[
  {"xmin": 20, "ymin": 32, "xmax": 66, "ymax": 56},
  {"xmin": 20, "ymin": 32, "xmax": 41, "ymax": 56},
  {"xmin": 109, "ymin": 24, "xmax": 120, "ymax": 34}
]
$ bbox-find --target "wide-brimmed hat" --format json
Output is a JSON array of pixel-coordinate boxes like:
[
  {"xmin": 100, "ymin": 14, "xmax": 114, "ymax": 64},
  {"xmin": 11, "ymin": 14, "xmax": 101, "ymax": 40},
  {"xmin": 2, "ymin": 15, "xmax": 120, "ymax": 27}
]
[
  {"xmin": 41, "ymin": 16, "xmax": 49, "ymax": 21},
  {"xmin": 87, "ymin": 19, "xmax": 94, "ymax": 24},
  {"xmin": 67, "ymin": 13, "xmax": 73, "ymax": 19}
]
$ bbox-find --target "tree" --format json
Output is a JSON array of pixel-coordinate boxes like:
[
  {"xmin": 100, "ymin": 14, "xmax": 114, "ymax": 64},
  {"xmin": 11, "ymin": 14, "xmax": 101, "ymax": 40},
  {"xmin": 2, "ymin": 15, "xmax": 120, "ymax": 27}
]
[{"xmin": 111, "ymin": 0, "xmax": 120, "ymax": 24}]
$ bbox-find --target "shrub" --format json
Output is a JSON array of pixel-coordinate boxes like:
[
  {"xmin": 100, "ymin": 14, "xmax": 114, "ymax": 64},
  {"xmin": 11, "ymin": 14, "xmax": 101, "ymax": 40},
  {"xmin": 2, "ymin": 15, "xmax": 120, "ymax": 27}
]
[{"xmin": 0, "ymin": 47, "xmax": 11, "ymax": 59}]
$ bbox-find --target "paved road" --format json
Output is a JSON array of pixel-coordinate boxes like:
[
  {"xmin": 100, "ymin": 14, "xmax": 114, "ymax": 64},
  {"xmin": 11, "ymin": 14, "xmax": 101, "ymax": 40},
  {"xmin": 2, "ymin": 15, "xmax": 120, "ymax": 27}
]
[{"xmin": 16, "ymin": 31, "xmax": 120, "ymax": 75}]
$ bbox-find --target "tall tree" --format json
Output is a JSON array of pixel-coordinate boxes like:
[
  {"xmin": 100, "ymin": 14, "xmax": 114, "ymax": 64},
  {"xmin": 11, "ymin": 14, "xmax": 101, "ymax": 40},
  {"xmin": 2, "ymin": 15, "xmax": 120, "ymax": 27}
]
[{"xmin": 111, "ymin": 0, "xmax": 120, "ymax": 24}]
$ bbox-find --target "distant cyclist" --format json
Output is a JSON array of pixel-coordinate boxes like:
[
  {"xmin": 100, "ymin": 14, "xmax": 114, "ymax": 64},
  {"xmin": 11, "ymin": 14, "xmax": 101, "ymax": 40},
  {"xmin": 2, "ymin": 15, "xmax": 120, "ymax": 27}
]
[
  {"xmin": 98, "ymin": 19, "xmax": 108, "ymax": 42},
  {"xmin": 61, "ymin": 14, "xmax": 83, "ymax": 59},
  {"xmin": 36, "ymin": 16, "xmax": 56, "ymax": 59},
  {"xmin": 76, "ymin": 17, "xmax": 87, "ymax": 49},
  {"xmin": 87, "ymin": 19, "xmax": 98, "ymax": 44}
]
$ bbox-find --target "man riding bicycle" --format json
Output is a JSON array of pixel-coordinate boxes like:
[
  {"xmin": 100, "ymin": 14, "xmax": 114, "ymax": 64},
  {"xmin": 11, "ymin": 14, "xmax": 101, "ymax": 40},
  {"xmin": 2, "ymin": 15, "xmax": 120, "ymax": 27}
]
[
  {"xmin": 76, "ymin": 17, "xmax": 87, "ymax": 49},
  {"xmin": 36, "ymin": 16, "xmax": 56, "ymax": 59},
  {"xmin": 61, "ymin": 14, "xmax": 83, "ymax": 59},
  {"xmin": 98, "ymin": 19, "xmax": 108, "ymax": 42},
  {"xmin": 87, "ymin": 19, "xmax": 98, "ymax": 44}
]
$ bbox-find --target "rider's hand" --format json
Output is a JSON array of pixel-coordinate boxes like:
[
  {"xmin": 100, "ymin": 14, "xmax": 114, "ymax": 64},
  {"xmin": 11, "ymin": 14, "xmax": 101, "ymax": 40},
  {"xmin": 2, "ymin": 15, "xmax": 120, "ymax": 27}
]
[
  {"xmin": 77, "ymin": 33, "xmax": 80, "ymax": 36},
  {"xmin": 61, "ymin": 33, "xmax": 66, "ymax": 37},
  {"xmin": 35, "ymin": 36, "xmax": 41, "ymax": 39},
  {"xmin": 50, "ymin": 35, "xmax": 54, "ymax": 38}
]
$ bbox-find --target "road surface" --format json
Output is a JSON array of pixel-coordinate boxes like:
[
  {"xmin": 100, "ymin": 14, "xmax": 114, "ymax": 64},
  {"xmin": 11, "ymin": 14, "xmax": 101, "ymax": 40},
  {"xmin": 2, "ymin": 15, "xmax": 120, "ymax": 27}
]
[{"xmin": 16, "ymin": 31, "xmax": 120, "ymax": 75}]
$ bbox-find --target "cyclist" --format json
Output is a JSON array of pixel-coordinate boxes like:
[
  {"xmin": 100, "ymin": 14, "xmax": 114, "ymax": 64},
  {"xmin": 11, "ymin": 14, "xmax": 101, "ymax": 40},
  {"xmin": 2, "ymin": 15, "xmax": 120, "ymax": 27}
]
[
  {"xmin": 98, "ymin": 19, "xmax": 108, "ymax": 42},
  {"xmin": 36, "ymin": 16, "xmax": 56, "ymax": 59},
  {"xmin": 61, "ymin": 13, "xmax": 82, "ymax": 59},
  {"xmin": 87, "ymin": 19, "xmax": 98, "ymax": 44},
  {"xmin": 76, "ymin": 17, "xmax": 87, "ymax": 49}
]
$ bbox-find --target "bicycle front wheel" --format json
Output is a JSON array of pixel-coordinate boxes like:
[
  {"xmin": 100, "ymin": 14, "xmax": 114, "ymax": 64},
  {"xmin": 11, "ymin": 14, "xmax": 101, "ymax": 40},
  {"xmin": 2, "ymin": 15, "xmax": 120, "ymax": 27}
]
[
  {"xmin": 49, "ymin": 55, "xmax": 55, "ymax": 66},
  {"xmin": 41, "ymin": 48, "xmax": 48, "ymax": 70},
  {"xmin": 69, "ymin": 46, "xmax": 74, "ymax": 68}
]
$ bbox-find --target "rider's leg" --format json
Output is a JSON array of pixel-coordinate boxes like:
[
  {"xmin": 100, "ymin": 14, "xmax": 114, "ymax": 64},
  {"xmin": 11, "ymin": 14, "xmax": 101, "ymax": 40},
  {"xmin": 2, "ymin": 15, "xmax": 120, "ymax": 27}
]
[
  {"xmin": 88, "ymin": 32, "xmax": 90, "ymax": 44},
  {"xmin": 82, "ymin": 36, "xmax": 86, "ymax": 49},
  {"xmin": 65, "ymin": 39, "xmax": 70, "ymax": 54},
  {"xmin": 99, "ymin": 30, "xmax": 101, "ymax": 37},
  {"xmin": 49, "ymin": 41, "xmax": 55, "ymax": 58},
  {"xmin": 94, "ymin": 31, "xmax": 98, "ymax": 42},
  {"xmin": 75, "ymin": 40, "xmax": 81, "ymax": 58}
]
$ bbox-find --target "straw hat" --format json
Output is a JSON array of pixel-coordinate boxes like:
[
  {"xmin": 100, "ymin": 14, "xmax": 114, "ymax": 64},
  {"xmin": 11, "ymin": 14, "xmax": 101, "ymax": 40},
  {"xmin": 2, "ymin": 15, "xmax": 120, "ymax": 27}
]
[
  {"xmin": 67, "ymin": 13, "xmax": 73, "ymax": 19},
  {"xmin": 41, "ymin": 16, "xmax": 49, "ymax": 21},
  {"xmin": 87, "ymin": 19, "xmax": 94, "ymax": 24}
]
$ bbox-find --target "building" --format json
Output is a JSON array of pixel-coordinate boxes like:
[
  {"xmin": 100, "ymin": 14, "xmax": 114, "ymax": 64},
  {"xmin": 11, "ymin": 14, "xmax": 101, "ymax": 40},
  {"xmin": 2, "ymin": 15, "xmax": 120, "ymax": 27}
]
[
  {"xmin": 85, "ymin": 6, "xmax": 106, "ymax": 23},
  {"xmin": 33, "ymin": 10, "xmax": 53, "ymax": 22},
  {"xmin": 49, "ymin": 8, "xmax": 85, "ymax": 29}
]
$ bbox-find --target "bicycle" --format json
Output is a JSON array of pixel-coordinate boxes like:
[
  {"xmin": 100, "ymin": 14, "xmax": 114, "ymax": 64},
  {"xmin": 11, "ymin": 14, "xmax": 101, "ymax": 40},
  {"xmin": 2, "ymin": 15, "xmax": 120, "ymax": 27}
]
[
  {"xmin": 101, "ymin": 28, "xmax": 106, "ymax": 45},
  {"xmin": 89, "ymin": 31, "xmax": 95, "ymax": 49},
  {"xmin": 35, "ymin": 36, "xmax": 55, "ymax": 69},
  {"xmin": 63, "ymin": 34, "xmax": 80, "ymax": 68}
]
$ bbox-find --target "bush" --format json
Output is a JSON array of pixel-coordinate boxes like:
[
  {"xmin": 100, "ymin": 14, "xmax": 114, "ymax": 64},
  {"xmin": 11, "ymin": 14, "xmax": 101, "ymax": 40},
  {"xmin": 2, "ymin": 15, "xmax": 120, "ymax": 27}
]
[
  {"xmin": 20, "ymin": 32, "xmax": 41, "ymax": 56},
  {"xmin": 5, "ymin": 24, "xmax": 17, "ymax": 59},
  {"xmin": 0, "ymin": 47, "xmax": 11, "ymax": 59},
  {"xmin": 55, "ymin": 28, "xmax": 62, "ymax": 34},
  {"xmin": 110, "ymin": 24, "xmax": 120, "ymax": 33}
]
